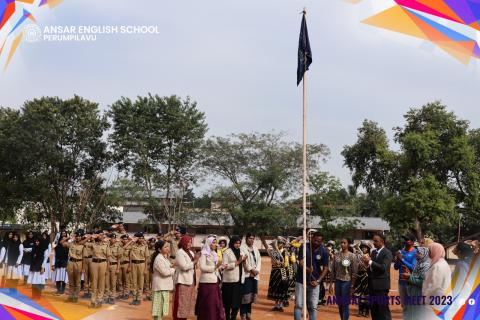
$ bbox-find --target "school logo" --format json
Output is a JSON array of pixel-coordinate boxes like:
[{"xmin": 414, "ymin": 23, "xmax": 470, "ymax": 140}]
[
  {"xmin": 0, "ymin": 0, "xmax": 63, "ymax": 71},
  {"xmin": 24, "ymin": 23, "xmax": 42, "ymax": 42}
]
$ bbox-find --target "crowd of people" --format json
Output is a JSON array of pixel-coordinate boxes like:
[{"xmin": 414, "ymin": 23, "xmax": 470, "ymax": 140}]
[
  {"xmin": 265, "ymin": 231, "xmax": 479, "ymax": 320},
  {"xmin": 0, "ymin": 224, "xmax": 478, "ymax": 320}
]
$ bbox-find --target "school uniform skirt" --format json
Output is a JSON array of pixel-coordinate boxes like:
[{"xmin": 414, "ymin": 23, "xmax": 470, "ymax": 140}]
[
  {"xmin": 53, "ymin": 268, "xmax": 69, "ymax": 283},
  {"xmin": 22, "ymin": 264, "xmax": 31, "ymax": 276},
  {"xmin": 28, "ymin": 272, "xmax": 46, "ymax": 285},
  {"xmin": 5, "ymin": 265, "xmax": 23, "ymax": 279}
]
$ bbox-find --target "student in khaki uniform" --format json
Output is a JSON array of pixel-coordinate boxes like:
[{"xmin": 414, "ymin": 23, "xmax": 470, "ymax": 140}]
[
  {"xmin": 61, "ymin": 229, "xmax": 88, "ymax": 303},
  {"xmin": 82, "ymin": 231, "xmax": 94, "ymax": 299},
  {"xmin": 143, "ymin": 238, "xmax": 155, "ymax": 301},
  {"xmin": 112, "ymin": 223, "xmax": 128, "ymax": 239},
  {"xmin": 105, "ymin": 234, "xmax": 121, "ymax": 304},
  {"xmin": 128, "ymin": 232, "xmax": 149, "ymax": 305},
  {"xmin": 119, "ymin": 234, "xmax": 132, "ymax": 300},
  {"xmin": 85, "ymin": 230, "xmax": 111, "ymax": 308}
]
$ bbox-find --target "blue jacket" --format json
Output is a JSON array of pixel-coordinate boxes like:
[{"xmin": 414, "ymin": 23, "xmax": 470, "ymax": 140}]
[{"xmin": 394, "ymin": 247, "xmax": 417, "ymax": 284}]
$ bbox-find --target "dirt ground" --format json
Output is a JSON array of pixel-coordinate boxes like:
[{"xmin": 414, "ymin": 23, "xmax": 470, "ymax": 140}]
[{"xmin": 11, "ymin": 256, "xmax": 403, "ymax": 319}]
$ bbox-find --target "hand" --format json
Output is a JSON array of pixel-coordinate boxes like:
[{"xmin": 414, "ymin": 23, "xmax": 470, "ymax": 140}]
[
  {"xmin": 328, "ymin": 285, "xmax": 333, "ymax": 295},
  {"xmin": 305, "ymin": 267, "xmax": 312, "ymax": 274},
  {"xmin": 51, "ymin": 266, "xmax": 55, "ymax": 271},
  {"xmin": 127, "ymin": 267, "xmax": 131, "ymax": 273},
  {"xmin": 396, "ymin": 251, "xmax": 403, "ymax": 261},
  {"xmin": 144, "ymin": 269, "xmax": 148, "ymax": 275},
  {"xmin": 310, "ymin": 280, "xmax": 318, "ymax": 288},
  {"xmin": 116, "ymin": 268, "xmax": 120, "ymax": 274},
  {"xmin": 15, "ymin": 263, "xmax": 19, "ymax": 267},
  {"xmin": 400, "ymin": 273, "xmax": 410, "ymax": 280},
  {"xmin": 171, "ymin": 261, "xmax": 177, "ymax": 267},
  {"xmin": 40, "ymin": 267, "xmax": 45, "ymax": 275},
  {"xmin": 241, "ymin": 255, "xmax": 247, "ymax": 262},
  {"xmin": 362, "ymin": 255, "xmax": 371, "ymax": 266}
]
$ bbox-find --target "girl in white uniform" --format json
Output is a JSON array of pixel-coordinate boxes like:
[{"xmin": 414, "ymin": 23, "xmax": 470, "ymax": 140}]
[
  {"xmin": 21, "ymin": 231, "xmax": 35, "ymax": 285},
  {"xmin": 0, "ymin": 232, "xmax": 24, "ymax": 287},
  {"xmin": 40, "ymin": 231, "xmax": 52, "ymax": 282},
  {"xmin": 28, "ymin": 237, "xmax": 49, "ymax": 300},
  {"xmin": 0, "ymin": 231, "xmax": 14, "ymax": 279}
]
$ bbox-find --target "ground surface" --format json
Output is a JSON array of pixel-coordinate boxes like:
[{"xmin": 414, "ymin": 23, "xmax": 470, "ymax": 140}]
[{"xmin": 12, "ymin": 257, "xmax": 403, "ymax": 319}]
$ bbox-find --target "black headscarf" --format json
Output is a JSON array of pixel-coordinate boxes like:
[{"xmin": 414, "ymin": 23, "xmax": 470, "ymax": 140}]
[
  {"xmin": 229, "ymin": 235, "xmax": 243, "ymax": 280},
  {"xmin": 7, "ymin": 233, "xmax": 21, "ymax": 266},
  {"xmin": 30, "ymin": 237, "xmax": 47, "ymax": 272},
  {"xmin": 229, "ymin": 235, "xmax": 241, "ymax": 260},
  {"xmin": 40, "ymin": 231, "xmax": 50, "ymax": 252},
  {"xmin": 21, "ymin": 232, "xmax": 35, "ymax": 265}
]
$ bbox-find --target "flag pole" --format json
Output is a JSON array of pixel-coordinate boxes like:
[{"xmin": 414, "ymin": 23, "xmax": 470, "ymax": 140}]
[{"xmin": 301, "ymin": 8, "xmax": 308, "ymax": 320}]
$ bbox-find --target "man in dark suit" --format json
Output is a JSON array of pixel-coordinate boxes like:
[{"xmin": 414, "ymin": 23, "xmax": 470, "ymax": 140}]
[{"xmin": 362, "ymin": 233, "xmax": 393, "ymax": 320}]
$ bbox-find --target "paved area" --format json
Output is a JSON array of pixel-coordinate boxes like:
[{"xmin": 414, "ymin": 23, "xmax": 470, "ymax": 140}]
[{"xmin": 12, "ymin": 257, "xmax": 403, "ymax": 319}]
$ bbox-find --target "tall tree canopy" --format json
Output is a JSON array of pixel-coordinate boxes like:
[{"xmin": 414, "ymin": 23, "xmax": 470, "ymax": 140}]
[
  {"xmin": 0, "ymin": 96, "xmax": 113, "ymax": 232},
  {"xmin": 202, "ymin": 132, "xmax": 329, "ymax": 236},
  {"xmin": 109, "ymin": 94, "xmax": 207, "ymax": 229},
  {"xmin": 342, "ymin": 101, "xmax": 480, "ymax": 242}
]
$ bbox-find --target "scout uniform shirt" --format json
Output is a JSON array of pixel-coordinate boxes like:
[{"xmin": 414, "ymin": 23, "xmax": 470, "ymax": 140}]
[
  {"xmin": 130, "ymin": 242, "xmax": 148, "ymax": 263},
  {"xmin": 87, "ymin": 241, "xmax": 111, "ymax": 261},
  {"xmin": 121, "ymin": 242, "xmax": 131, "ymax": 264},
  {"xmin": 109, "ymin": 241, "xmax": 122, "ymax": 264},
  {"xmin": 68, "ymin": 242, "xmax": 85, "ymax": 261},
  {"xmin": 83, "ymin": 241, "xmax": 94, "ymax": 259}
]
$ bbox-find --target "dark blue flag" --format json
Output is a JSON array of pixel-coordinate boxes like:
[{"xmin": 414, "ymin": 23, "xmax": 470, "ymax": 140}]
[{"xmin": 297, "ymin": 12, "xmax": 312, "ymax": 86}]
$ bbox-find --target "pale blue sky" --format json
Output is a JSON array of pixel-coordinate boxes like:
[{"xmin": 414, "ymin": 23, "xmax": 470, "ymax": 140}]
[{"xmin": 1, "ymin": 0, "xmax": 480, "ymax": 190}]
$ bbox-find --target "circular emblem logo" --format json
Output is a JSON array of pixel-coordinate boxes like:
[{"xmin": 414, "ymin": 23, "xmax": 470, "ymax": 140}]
[
  {"xmin": 342, "ymin": 259, "xmax": 351, "ymax": 267},
  {"xmin": 24, "ymin": 24, "xmax": 42, "ymax": 42}
]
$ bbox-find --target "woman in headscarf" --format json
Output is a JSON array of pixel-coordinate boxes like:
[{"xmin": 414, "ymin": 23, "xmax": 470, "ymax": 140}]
[
  {"xmin": 40, "ymin": 231, "xmax": 52, "ymax": 282},
  {"xmin": 0, "ymin": 232, "xmax": 23, "ymax": 287},
  {"xmin": 401, "ymin": 246, "xmax": 431, "ymax": 320},
  {"xmin": 422, "ymin": 242, "xmax": 450, "ymax": 319},
  {"xmin": 151, "ymin": 240, "xmax": 175, "ymax": 320},
  {"xmin": 0, "ymin": 232, "xmax": 23, "ymax": 288},
  {"xmin": 28, "ymin": 236, "xmax": 49, "ymax": 300},
  {"xmin": 21, "ymin": 231, "xmax": 35, "ymax": 285},
  {"xmin": 195, "ymin": 236, "xmax": 225, "ymax": 320},
  {"xmin": 52, "ymin": 231, "xmax": 69, "ymax": 295},
  {"xmin": 0, "ymin": 231, "xmax": 13, "ymax": 283},
  {"xmin": 267, "ymin": 237, "xmax": 290, "ymax": 312},
  {"xmin": 222, "ymin": 235, "xmax": 246, "ymax": 320},
  {"xmin": 173, "ymin": 235, "xmax": 199, "ymax": 320}
]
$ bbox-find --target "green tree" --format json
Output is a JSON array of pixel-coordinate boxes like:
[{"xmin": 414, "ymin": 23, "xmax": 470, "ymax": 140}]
[
  {"xmin": 202, "ymin": 132, "xmax": 329, "ymax": 238},
  {"xmin": 0, "ymin": 108, "xmax": 25, "ymax": 224},
  {"xmin": 109, "ymin": 94, "xmax": 207, "ymax": 230},
  {"xmin": 342, "ymin": 102, "xmax": 479, "ymax": 242},
  {"xmin": 14, "ymin": 96, "xmax": 111, "ymax": 232}
]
